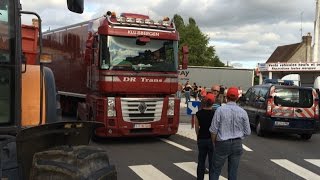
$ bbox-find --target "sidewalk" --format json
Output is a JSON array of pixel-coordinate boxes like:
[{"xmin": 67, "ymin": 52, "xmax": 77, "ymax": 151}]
[
  {"xmin": 177, "ymin": 123, "xmax": 197, "ymax": 141},
  {"xmin": 177, "ymin": 96, "xmax": 201, "ymax": 140}
]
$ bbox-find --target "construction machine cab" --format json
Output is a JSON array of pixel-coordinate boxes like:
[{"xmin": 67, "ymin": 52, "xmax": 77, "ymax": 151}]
[{"xmin": 0, "ymin": 0, "xmax": 116, "ymax": 180}]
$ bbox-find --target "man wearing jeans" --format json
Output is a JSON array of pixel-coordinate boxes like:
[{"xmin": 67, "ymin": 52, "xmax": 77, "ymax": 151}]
[
  {"xmin": 209, "ymin": 87, "xmax": 251, "ymax": 180},
  {"xmin": 183, "ymin": 84, "xmax": 192, "ymax": 104}
]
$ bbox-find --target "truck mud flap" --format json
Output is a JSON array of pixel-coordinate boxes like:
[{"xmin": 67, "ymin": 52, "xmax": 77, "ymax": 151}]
[{"xmin": 16, "ymin": 121, "xmax": 104, "ymax": 179}]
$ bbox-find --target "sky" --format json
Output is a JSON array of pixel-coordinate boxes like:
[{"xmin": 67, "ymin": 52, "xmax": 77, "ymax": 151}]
[{"xmin": 20, "ymin": 0, "xmax": 316, "ymax": 68}]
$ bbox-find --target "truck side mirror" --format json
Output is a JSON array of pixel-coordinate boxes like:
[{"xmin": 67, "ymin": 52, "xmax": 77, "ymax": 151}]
[
  {"xmin": 181, "ymin": 45, "xmax": 188, "ymax": 69},
  {"xmin": 67, "ymin": 0, "xmax": 84, "ymax": 14}
]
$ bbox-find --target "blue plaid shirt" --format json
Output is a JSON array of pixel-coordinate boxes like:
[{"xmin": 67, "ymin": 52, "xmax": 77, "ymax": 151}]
[{"xmin": 209, "ymin": 102, "xmax": 251, "ymax": 141}]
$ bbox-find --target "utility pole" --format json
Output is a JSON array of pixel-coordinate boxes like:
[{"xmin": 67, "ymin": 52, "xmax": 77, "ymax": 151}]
[
  {"xmin": 300, "ymin": 11, "xmax": 304, "ymax": 38},
  {"xmin": 313, "ymin": 0, "xmax": 320, "ymax": 62}
]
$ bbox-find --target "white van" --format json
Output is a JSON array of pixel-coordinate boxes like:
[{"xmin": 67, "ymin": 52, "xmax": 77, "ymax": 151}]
[{"xmin": 239, "ymin": 84, "xmax": 320, "ymax": 140}]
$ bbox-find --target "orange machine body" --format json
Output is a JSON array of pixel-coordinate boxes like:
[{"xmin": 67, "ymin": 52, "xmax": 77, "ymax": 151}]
[{"xmin": 21, "ymin": 24, "xmax": 46, "ymax": 126}]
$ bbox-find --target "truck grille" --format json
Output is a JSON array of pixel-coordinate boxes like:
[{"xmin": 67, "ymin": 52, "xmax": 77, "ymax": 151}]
[{"xmin": 121, "ymin": 98, "xmax": 163, "ymax": 122}]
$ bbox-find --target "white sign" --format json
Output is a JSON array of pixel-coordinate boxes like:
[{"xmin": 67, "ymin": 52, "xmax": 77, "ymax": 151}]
[
  {"xmin": 187, "ymin": 101, "xmax": 200, "ymax": 115},
  {"xmin": 128, "ymin": 30, "xmax": 160, "ymax": 37},
  {"xmin": 258, "ymin": 62, "xmax": 320, "ymax": 72},
  {"xmin": 134, "ymin": 124, "xmax": 151, "ymax": 128},
  {"xmin": 122, "ymin": 77, "xmax": 163, "ymax": 82},
  {"xmin": 258, "ymin": 63, "xmax": 268, "ymax": 71}
]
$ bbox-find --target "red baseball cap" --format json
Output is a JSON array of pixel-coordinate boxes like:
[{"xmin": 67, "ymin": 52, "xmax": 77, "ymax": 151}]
[
  {"xmin": 227, "ymin": 87, "xmax": 239, "ymax": 98},
  {"xmin": 204, "ymin": 93, "xmax": 215, "ymax": 103}
]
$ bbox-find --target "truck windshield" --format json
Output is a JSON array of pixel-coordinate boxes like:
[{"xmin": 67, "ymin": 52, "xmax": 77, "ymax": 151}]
[
  {"xmin": 0, "ymin": 0, "xmax": 12, "ymax": 124},
  {"xmin": 100, "ymin": 35, "xmax": 178, "ymax": 72}
]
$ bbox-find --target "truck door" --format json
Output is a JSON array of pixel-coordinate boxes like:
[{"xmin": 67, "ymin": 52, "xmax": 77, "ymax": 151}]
[{"xmin": 85, "ymin": 35, "xmax": 98, "ymax": 89}]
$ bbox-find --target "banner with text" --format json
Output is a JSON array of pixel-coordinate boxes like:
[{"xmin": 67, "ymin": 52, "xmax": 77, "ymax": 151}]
[{"xmin": 258, "ymin": 62, "xmax": 320, "ymax": 72}]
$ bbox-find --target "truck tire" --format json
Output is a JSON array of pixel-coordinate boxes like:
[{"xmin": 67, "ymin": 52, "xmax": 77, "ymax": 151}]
[
  {"xmin": 160, "ymin": 135, "xmax": 171, "ymax": 139},
  {"xmin": 43, "ymin": 67, "xmax": 58, "ymax": 124},
  {"xmin": 300, "ymin": 134, "xmax": 312, "ymax": 140},
  {"xmin": 91, "ymin": 134, "xmax": 103, "ymax": 142},
  {"xmin": 30, "ymin": 145, "xmax": 117, "ymax": 180}
]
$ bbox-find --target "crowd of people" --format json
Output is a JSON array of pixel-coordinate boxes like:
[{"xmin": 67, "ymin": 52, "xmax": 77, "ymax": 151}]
[
  {"xmin": 177, "ymin": 81, "xmax": 251, "ymax": 180},
  {"xmin": 176, "ymin": 81, "xmax": 243, "ymax": 106}
]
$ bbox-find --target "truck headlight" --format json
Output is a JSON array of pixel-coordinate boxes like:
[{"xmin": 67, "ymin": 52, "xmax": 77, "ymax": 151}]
[
  {"xmin": 107, "ymin": 98, "xmax": 116, "ymax": 117},
  {"xmin": 167, "ymin": 98, "xmax": 175, "ymax": 116}
]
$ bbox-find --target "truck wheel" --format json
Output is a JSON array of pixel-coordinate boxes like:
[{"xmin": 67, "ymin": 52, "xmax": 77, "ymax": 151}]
[
  {"xmin": 160, "ymin": 135, "xmax": 171, "ymax": 139},
  {"xmin": 91, "ymin": 134, "xmax": 103, "ymax": 142},
  {"xmin": 30, "ymin": 145, "xmax": 117, "ymax": 180},
  {"xmin": 300, "ymin": 134, "xmax": 312, "ymax": 140},
  {"xmin": 256, "ymin": 120, "xmax": 265, "ymax": 137}
]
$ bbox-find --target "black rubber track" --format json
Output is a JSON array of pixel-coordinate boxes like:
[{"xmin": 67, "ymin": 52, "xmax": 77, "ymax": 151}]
[{"xmin": 30, "ymin": 145, "xmax": 117, "ymax": 180}]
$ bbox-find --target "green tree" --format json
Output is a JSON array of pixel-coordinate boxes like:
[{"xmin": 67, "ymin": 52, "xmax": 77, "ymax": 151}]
[
  {"xmin": 173, "ymin": 14, "xmax": 225, "ymax": 67},
  {"xmin": 254, "ymin": 75, "xmax": 260, "ymax": 85}
]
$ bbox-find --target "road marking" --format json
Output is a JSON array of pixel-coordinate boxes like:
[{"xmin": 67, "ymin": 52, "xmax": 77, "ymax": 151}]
[
  {"xmin": 271, "ymin": 159, "xmax": 320, "ymax": 180},
  {"xmin": 242, "ymin": 144, "xmax": 253, "ymax": 151},
  {"xmin": 160, "ymin": 138, "xmax": 192, "ymax": 151},
  {"xmin": 129, "ymin": 165, "xmax": 172, "ymax": 180},
  {"xmin": 176, "ymin": 130, "xmax": 254, "ymax": 152},
  {"xmin": 174, "ymin": 162, "xmax": 227, "ymax": 180},
  {"xmin": 305, "ymin": 159, "xmax": 320, "ymax": 167}
]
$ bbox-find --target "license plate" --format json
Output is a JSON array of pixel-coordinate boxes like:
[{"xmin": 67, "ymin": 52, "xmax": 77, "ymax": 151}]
[
  {"xmin": 274, "ymin": 121, "xmax": 289, "ymax": 126},
  {"xmin": 134, "ymin": 124, "xmax": 151, "ymax": 128}
]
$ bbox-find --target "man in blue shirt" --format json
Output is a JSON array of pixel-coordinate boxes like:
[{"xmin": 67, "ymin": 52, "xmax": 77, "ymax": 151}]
[{"xmin": 209, "ymin": 87, "xmax": 251, "ymax": 180}]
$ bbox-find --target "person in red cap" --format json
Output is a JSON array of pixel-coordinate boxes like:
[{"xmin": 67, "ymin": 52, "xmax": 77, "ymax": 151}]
[
  {"xmin": 195, "ymin": 93, "xmax": 216, "ymax": 180},
  {"xmin": 209, "ymin": 86, "xmax": 251, "ymax": 180}
]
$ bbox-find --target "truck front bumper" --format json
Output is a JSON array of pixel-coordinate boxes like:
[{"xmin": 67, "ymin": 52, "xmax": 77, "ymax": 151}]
[{"xmin": 95, "ymin": 124, "xmax": 178, "ymax": 137}]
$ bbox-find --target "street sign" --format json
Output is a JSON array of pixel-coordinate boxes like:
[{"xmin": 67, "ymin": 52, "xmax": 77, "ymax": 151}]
[{"xmin": 187, "ymin": 101, "xmax": 201, "ymax": 115}]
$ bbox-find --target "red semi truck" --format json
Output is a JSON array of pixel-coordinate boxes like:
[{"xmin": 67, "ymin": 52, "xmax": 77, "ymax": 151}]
[{"xmin": 42, "ymin": 11, "xmax": 188, "ymax": 137}]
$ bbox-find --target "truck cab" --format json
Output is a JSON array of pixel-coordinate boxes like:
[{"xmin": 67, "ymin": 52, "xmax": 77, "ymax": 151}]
[{"xmin": 42, "ymin": 11, "xmax": 188, "ymax": 138}]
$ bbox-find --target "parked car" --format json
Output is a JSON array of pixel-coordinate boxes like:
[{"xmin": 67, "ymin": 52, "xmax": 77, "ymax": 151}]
[{"xmin": 238, "ymin": 84, "xmax": 320, "ymax": 140}]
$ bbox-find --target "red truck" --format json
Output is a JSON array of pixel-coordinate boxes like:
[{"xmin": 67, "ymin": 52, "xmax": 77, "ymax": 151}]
[{"xmin": 42, "ymin": 11, "xmax": 188, "ymax": 138}]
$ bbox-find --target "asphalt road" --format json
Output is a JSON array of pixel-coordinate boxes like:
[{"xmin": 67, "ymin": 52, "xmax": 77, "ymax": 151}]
[
  {"xmin": 64, "ymin": 106, "xmax": 320, "ymax": 180},
  {"xmin": 91, "ymin": 128, "xmax": 320, "ymax": 180}
]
